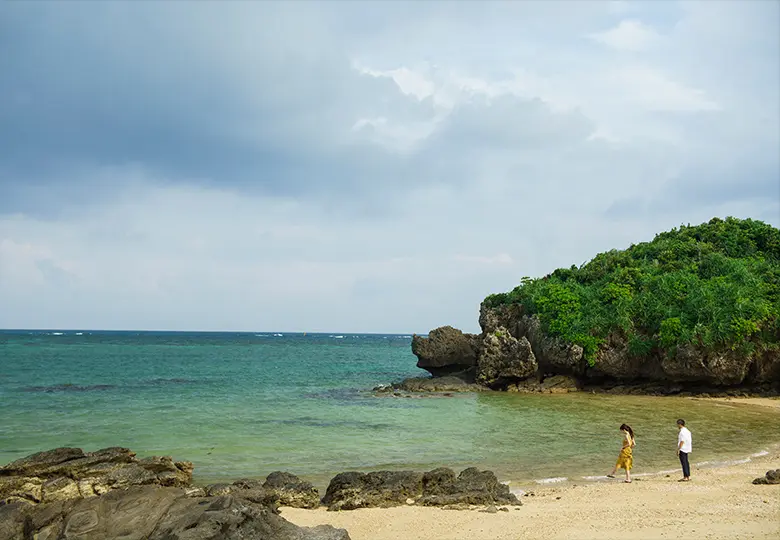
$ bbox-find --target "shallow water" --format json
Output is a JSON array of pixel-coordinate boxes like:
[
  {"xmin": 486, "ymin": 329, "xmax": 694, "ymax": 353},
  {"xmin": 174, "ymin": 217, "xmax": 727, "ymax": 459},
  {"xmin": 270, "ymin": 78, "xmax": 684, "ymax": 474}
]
[{"xmin": 2, "ymin": 331, "xmax": 778, "ymax": 490}]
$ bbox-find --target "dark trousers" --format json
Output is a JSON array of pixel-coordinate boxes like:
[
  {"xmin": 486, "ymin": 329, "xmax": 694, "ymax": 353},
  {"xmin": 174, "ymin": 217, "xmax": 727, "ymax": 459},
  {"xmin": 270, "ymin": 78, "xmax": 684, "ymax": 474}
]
[{"xmin": 679, "ymin": 451, "xmax": 691, "ymax": 478}]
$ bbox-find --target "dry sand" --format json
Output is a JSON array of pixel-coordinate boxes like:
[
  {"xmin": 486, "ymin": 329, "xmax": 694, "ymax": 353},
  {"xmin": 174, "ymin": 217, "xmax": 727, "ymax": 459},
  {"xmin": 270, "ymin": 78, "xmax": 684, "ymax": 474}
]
[{"xmin": 283, "ymin": 397, "xmax": 780, "ymax": 540}]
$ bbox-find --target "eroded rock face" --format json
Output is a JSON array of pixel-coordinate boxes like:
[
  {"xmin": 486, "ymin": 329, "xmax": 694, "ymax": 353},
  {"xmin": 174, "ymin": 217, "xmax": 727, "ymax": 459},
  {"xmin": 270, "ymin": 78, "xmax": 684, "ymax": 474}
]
[
  {"xmin": 0, "ymin": 447, "xmax": 192, "ymax": 506},
  {"xmin": 478, "ymin": 303, "xmax": 523, "ymax": 335},
  {"xmin": 321, "ymin": 467, "xmax": 520, "ymax": 511},
  {"xmin": 412, "ymin": 326, "xmax": 480, "ymax": 377},
  {"xmin": 0, "ymin": 485, "xmax": 350, "ymax": 540},
  {"xmin": 664, "ymin": 345, "xmax": 753, "ymax": 385},
  {"xmin": 514, "ymin": 315, "xmax": 585, "ymax": 375},
  {"xmin": 476, "ymin": 328, "xmax": 538, "ymax": 387}
]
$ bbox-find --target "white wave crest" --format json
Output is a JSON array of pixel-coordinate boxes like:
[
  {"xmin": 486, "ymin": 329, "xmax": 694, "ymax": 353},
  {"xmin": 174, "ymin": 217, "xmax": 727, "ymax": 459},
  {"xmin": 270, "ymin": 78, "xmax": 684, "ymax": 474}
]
[{"xmin": 535, "ymin": 477, "xmax": 568, "ymax": 484}]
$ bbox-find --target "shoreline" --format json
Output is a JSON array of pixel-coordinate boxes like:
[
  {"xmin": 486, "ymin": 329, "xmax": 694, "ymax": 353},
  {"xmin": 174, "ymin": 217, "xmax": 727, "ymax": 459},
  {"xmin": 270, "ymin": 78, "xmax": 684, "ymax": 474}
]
[
  {"xmin": 284, "ymin": 447, "xmax": 780, "ymax": 540},
  {"xmin": 283, "ymin": 396, "xmax": 780, "ymax": 540}
]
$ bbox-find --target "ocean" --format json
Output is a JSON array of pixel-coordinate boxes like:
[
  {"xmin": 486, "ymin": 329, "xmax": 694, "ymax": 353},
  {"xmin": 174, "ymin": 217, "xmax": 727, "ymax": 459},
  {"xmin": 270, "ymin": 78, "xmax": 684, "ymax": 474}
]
[{"xmin": 2, "ymin": 330, "xmax": 778, "ymax": 491}]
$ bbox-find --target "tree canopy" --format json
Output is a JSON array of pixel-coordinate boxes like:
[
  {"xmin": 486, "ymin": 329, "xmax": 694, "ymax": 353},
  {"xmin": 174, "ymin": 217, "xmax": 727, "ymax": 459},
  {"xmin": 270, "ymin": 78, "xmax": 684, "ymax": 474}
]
[{"xmin": 484, "ymin": 217, "xmax": 780, "ymax": 366}]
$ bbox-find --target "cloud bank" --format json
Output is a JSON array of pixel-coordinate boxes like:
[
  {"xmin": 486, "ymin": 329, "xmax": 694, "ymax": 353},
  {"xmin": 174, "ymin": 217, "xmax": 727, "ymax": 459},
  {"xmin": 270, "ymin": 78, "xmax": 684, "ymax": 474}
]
[{"xmin": 1, "ymin": 0, "xmax": 778, "ymax": 332}]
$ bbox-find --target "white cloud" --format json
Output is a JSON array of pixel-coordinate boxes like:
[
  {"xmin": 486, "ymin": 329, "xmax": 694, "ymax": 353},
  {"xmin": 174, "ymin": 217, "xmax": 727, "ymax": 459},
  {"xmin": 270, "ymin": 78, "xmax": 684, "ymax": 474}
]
[
  {"xmin": 588, "ymin": 19, "xmax": 663, "ymax": 51},
  {"xmin": 609, "ymin": 65, "xmax": 721, "ymax": 112}
]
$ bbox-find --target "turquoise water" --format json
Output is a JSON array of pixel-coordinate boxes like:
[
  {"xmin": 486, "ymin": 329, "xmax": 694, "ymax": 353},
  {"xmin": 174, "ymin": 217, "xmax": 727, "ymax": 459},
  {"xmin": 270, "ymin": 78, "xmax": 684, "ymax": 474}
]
[{"xmin": 2, "ymin": 331, "xmax": 779, "ymax": 490}]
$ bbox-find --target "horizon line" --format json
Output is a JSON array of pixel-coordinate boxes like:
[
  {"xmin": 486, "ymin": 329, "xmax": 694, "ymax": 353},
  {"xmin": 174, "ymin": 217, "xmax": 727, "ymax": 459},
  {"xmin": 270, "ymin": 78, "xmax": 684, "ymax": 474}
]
[{"xmin": 0, "ymin": 328, "xmax": 427, "ymax": 335}]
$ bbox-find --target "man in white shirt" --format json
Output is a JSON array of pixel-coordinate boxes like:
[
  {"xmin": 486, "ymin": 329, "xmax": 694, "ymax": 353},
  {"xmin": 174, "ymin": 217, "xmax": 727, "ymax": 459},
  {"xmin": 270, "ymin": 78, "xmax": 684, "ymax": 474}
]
[{"xmin": 677, "ymin": 418, "xmax": 693, "ymax": 481}]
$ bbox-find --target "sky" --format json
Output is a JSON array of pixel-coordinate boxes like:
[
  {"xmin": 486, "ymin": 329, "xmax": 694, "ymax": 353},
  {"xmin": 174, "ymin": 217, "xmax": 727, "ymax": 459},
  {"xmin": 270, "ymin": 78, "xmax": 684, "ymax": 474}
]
[{"xmin": 1, "ymin": 0, "xmax": 778, "ymax": 333}]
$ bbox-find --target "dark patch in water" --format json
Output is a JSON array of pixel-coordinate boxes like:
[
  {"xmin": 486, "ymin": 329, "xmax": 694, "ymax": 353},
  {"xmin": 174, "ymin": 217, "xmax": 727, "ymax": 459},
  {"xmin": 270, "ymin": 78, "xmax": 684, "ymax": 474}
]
[
  {"xmin": 20, "ymin": 378, "xmax": 206, "ymax": 393},
  {"xmin": 256, "ymin": 416, "xmax": 394, "ymax": 430},
  {"xmin": 22, "ymin": 383, "xmax": 118, "ymax": 393}
]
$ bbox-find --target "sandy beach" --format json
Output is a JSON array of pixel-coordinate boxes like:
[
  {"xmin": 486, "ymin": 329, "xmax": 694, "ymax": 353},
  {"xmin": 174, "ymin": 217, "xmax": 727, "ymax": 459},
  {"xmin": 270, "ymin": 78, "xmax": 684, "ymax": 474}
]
[{"xmin": 283, "ymin": 397, "xmax": 780, "ymax": 540}]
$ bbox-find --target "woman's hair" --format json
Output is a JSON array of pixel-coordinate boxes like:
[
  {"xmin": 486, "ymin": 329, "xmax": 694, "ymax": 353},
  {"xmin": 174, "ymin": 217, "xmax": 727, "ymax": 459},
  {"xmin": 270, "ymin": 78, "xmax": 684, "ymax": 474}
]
[{"xmin": 620, "ymin": 423, "xmax": 635, "ymax": 440}]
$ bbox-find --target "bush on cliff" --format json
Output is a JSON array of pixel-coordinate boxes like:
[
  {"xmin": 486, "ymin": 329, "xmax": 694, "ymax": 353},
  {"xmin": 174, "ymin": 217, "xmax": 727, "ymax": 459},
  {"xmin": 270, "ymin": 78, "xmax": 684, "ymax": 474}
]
[{"xmin": 484, "ymin": 217, "xmax": 780, "ymax": 366}]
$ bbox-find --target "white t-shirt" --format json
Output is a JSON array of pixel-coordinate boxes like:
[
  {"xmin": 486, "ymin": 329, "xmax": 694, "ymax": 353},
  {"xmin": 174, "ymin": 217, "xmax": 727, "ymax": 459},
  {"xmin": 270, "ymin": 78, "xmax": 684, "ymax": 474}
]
[{"xmin": 678, "ymin": 426, "xmax": 692, "ymax": 453}]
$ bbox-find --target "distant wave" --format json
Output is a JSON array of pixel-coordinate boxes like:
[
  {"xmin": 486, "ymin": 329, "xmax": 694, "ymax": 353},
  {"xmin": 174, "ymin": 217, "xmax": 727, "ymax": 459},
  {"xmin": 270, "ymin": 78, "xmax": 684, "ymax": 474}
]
[
  {"xmin": 50, "ymin": 332, "xmax": 63, "ymax": 336},
  {"xmin": 75, "ymin": 332, "xmax": 83, "ymax": 336},
  {"xmin": 331, "ymin": 335, "xmax": 345, "ymax": 339},
  {"xmin": 273, "ymin": 333, "xmax": 283, "ymax": 337}
]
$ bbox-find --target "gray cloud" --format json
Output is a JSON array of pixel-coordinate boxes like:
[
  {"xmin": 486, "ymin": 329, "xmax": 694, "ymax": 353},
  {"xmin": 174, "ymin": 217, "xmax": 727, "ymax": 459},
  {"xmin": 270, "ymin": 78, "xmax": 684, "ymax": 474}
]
[{"xmin": 0, "ymin": 0, "xmax": 777, "ymax": 332}]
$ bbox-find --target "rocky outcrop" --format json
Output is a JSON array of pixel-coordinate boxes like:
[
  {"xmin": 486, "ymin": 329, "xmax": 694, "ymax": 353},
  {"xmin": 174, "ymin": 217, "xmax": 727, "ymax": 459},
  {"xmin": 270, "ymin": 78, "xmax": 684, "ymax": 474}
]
[
  {"xmin": 661, "ymin": 345, "xmax": 754, "ymax": 385},
  {"xmin": 507, "ymin": 375, "xmax": 579, "ymax": 394},
  {"xmin": 322, "ymin": 471, "xmax": 424, "ymax": 511},
  {"xmin": 412, "ymin": 326, "xmax": 480, "ymax": 378},
  {"xmin": 321, "ymin": 467, "xmax": 520, "ymax": 511},
  {"xmin": 0, "ymin": 447, "xmax": 192, "ymax": 505},
  {"xmin": 263, "ymin": 471, "xmax": 321, "ymax": 509},
  {"xmin": 476, "ymin": 328, "xmax": 537, "ymax": 387},
  {"xmin": 752, "ymin": 469, "xmax": 780, "ymax": 485},
  {"xmin": 418, "ymin": 467, "xmax": 519, "ymax": 507},
  {"xmin": 0, "ymin": 485, "xmax": 350, "ymax": 540},
  {"xmin": 0, "ymin": 448, "xmax": 348, "ymax": 540},
  {"xmin": 379, "ymin": 376, "xmax": 488, "ymax": 393},
  {"xmin": 202, "ymin": 473, "xmax": 320, "ymax": 509},
  {"xmin": 405, "ymin": 302, "xmax": 780, "ymax": 393}
]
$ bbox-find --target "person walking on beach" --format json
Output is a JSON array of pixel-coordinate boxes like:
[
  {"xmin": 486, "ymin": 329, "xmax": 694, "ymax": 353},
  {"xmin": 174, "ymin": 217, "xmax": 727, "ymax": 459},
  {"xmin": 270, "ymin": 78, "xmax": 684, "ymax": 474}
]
[
  {"xmin": 607, "ymin": 424, "xmax": 635, "ymax": 483},
  {"xmin": 677, "ymin": 419, "xmax": 692, "ymax": 481}
]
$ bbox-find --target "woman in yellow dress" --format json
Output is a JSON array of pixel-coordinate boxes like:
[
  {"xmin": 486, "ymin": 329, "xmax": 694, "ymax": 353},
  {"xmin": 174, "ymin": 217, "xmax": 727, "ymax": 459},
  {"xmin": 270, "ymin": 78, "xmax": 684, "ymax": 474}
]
[{"xmin": 606, "ymin": 424, "xmax": 635, "ymax": 483}]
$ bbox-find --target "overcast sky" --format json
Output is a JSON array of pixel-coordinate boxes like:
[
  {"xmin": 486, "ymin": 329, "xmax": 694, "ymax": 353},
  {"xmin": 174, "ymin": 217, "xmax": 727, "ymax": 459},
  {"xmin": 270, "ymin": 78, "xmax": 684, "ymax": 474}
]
[{"xmin": 1, "ymin": 0, "xmax": 778, "ymax": 333}]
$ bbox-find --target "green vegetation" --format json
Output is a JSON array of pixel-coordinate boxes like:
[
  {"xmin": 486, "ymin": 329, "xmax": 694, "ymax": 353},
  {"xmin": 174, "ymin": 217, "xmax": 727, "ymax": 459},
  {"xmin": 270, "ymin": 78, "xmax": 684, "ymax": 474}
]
[{"xmin": 484, "ymin": 217, "xmax": 780, "ymax": 366}]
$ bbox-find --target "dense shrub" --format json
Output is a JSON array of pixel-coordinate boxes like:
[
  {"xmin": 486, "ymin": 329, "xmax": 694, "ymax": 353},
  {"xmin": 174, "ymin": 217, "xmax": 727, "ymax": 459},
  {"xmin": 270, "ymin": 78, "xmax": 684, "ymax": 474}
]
[{"xmin": 484, "ymin": 217, "xmax": 780, "ymax": 366}]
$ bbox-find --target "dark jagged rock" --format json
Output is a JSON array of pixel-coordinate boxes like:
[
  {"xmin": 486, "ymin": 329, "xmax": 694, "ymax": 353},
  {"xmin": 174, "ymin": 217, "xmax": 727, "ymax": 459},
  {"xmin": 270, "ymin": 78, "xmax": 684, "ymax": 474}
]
[
  {"xmin": 263, "ymin": 471, "xmax": 320, "ymax": 509},
  {"xmin": 321, "ymin": 467, "xmax": 520, "ymax": 511},
  {"xmin": 0, "ymin": 485, "xmax": 350, "ymax": 540},
  {"xmin": 0, "ymin": 447, "xmax": 192, "ymax": 506},
  {"xmin": 0, "ymin": 448, "xmax": 349, "ymax": 540},
  {"xmin": 476, "ymin": 327, "xmax": 537, "ymax": 387},
  {"xmin": 418, "ymin": 467, "xmax": 520, "ymax": 507},
  {"xmin": 412, "ymin": 326, "xmax": 480, "ymax": 377},
  {"xmin": 752, "ymin": 469, "xmax": 780, "ymax": 485},
  {"xmin": 322, "ymin": 471, "xmax": 424, "ymax": 511}
]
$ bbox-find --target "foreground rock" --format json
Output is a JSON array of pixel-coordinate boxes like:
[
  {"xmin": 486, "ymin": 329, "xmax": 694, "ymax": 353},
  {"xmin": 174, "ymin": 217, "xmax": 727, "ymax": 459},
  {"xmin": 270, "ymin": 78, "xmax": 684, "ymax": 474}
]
[
  {"xmin": 0, "ymin": 448, "xmax": 348, "ymax": 540},
  {"xmin": 0, "ymin": 485, "xmax": 350, "ymax": 540},
  {"xmin": 752, "ymin": 469, "xmax": 780, "ymax": 485},
  {"xmin": 0, "ymin": 447, "xmax": 192, "ymax": 505},
  {"xmin": 322, "ymin": 467, "xmax": 520, "ymax": 511}
]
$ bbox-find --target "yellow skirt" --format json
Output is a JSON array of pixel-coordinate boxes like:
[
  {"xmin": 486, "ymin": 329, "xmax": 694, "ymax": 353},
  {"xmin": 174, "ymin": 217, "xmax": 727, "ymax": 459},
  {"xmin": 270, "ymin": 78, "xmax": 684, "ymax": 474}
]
[{"xmin": 615, "ymin": 446, "xmax": 633, "ymax": 470}]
